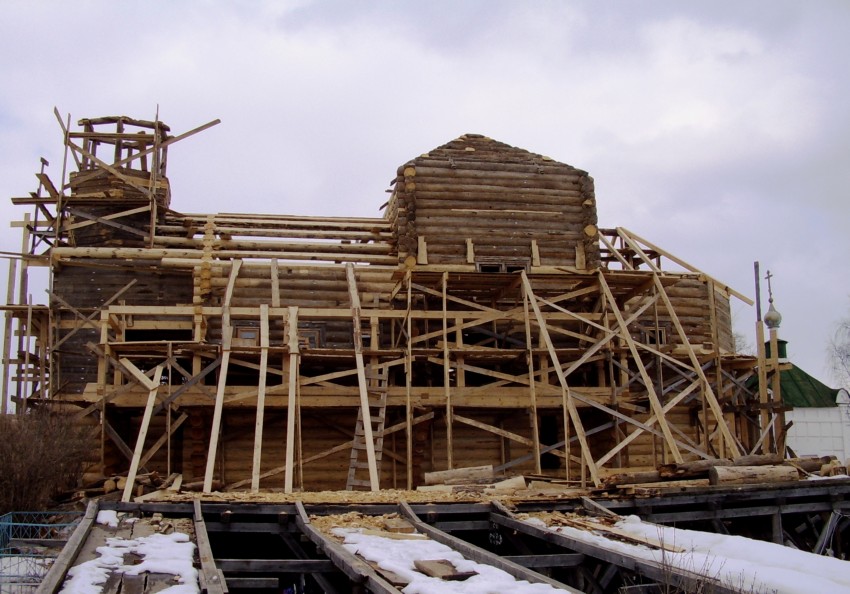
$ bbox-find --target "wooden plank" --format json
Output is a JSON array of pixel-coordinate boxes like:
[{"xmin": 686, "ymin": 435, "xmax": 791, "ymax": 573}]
[
  {"xmin": 122, "ymin": 365, "xmax": 163, "ymax": 502},
  {"xmin": 294, "ymin": 502, "xmax": 398, "ymax": 594},
  {"xmin": 251, "ymin": 304, "xmax": 270, "ymax": 492},
  {"xmin": 414, "ymin": 559, "xmax": 477, "ymax": 581},
  {"xmin": 619, "ymin": 227, "xmax": 753, "ymax": 305},
  {"xmin": 228, "ymin": 412, "xmax": 434, "ymax": 490},
  {"xmin": 139, "ymin": 411, "xmax": 188, "ymax": 468},
  {"xmin": 346, "ymin": 264, "xmax": 379, "ymax": 491},
  {"xmin": 398, "ymin": 502, "xmax": 574, "ymax": 591},
  {"xmin": 270, "ymin": 259, "xmax": 280, "ymax": 308},
  {"xmin": 193, "ymin": 500, "xmax": 227, "ymax": 594},
  {"xmin": 35, "ymin": 500, "xmax": 98, "ymax": 594},
  {"xmin": 597, "ymin": 272, "xmax": 683, "ymax": 464},
  {"xmin": 595, "ymin": 378, "xmax": 701, "ymax": 467},
  {"xmin": 652, "ymin": 273, "xmax": 742, "ymax": 458},
  {"xmin": 442, "ymin": 271, "xmax": 453, "ymax": 470},
  {"xmin": 203, "ymin": 260, "xmax": 241, "ymax": 492},
  {"xmin": 521, "ymin": 272, "xmax": 600, "ymax": 485},
  {"xmin": 284, "ymin": 307, "xmax": 300, "ymax": 493},
  {"xmin": 406, "ymin": 271, "xmax": 414, "ymax": 490},
  {"xmin": 522, "ymin": 287, "xmax": 542, "ymax": 474}
]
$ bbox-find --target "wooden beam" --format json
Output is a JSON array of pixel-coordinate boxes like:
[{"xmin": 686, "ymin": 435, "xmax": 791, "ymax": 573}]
[
  {"xmin": 618, "ymin": 227, "xmax": 753, "ymax": 305},
  {"xmin": 346, "ymin": 264, "xmax": 379, "ymax": 491},
  {"xmin": 284, "ymin": 306, "xmax": 300, "ymax": 493},
  {"xmin": 139, "ymin": 411, "xmax": 188, "ymax": 469},
  {"xmin": 405, "ymin": 271, "xmax": 414, "ymax": 489},
  {"xmin": 652, "ymin": 273, "xmax": 742, "ymax": 458},
  {"xmin": 227, "ymin": 412, "xmax": 434, "ymax": 490},
  {"xmin": 595, "ymin": 378, "xmax": 702, "ymax": 467},
  {"xmin": 442, "ymin": 271, "xmax": 454, "ymax": 469},
  {"xmin": 270, "ymin": 259, "xmax": 280, "ymax": 308},
  {"xmin": 50, "ymin": 280, "xmax": 138, "ymax": 350},
  {"xmin": 521, "ymin": 272, "xmax": 600, "ymax": 484},
  {"xmin": 122, "ymin": 364, "xmax": 163, "ymax": 502},
  {"xmin": 193, "ymin": 500, "xmax": 227, "ymax": 594},
  {"xmin": 522, "ymin": 286, "xmax": 542, "ymax": 474},
  {"xmin": 203, "ymin": 259, "xmax": 241, "ymax": 492},
  {"xmin": 251, "ymin": 304, "xmax": 270, "ymax": 492},
  {"xmin": 598, "ymin": 272, "xmax": 683, "ymax": 464}
]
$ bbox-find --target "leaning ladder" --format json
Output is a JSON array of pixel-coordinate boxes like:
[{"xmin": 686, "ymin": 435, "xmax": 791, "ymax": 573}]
[{"xmin": 346, "ymin": 365, "xmax": 388, "ymax": 490}]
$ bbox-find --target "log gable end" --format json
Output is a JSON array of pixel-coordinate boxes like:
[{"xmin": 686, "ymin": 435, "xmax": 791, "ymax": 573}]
[{"xmin": 386, "ymin": 134, "xmax": 600, "ymax": 270}]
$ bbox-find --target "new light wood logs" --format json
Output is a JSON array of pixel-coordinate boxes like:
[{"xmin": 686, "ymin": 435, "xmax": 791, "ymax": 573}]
[
  {"xmin": 424, "ymin": 464, "xmax": 494, "ymax": 485},
  {"xmin": 708, "ymin": 465, "xmax": 799, "ymax": 486}
]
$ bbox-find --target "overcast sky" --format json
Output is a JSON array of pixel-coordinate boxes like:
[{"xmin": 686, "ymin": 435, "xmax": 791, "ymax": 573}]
[{"xmin": 1, "ymin": 0, "xmax": 848, "ymax": 386}]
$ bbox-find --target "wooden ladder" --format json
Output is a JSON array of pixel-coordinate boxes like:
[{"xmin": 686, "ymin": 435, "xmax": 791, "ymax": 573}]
[{"xmin": 346, "ymin": 365, "xmax": 388, "ymax": 490}]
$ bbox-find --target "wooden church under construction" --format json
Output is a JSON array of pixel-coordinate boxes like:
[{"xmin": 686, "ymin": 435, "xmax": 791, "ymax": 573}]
[{"xmin": 2, "ymin": 112, "xmax": 785, "ymax": 497}]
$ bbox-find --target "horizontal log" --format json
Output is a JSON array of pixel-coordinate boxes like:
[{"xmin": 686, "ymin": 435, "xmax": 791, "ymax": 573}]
[
  {"xmin": 733, "ymin": 453, "xmax": 783, "ymax": 466},
  {"xmin": 407, "ymin": 157, "xmax": 587, "ymax": 176},
  {"xmin": 157, "ymin": 225, "xmax": 392, "ymax": 242},
  {"xmin": 708, "ymin": 465, "xmax": 799, "ymax": 486},
  {"xmin": 153, "ymin": 236, "xmax": 394, "ymax": 254},
  {"xmin": 785, "ymin": 455, "xmax": 836, "ymax": 473},
  {"xmin": 413, "ymin": 191, "xmax": 587, "ymax": 207},
  {"xmin": 53, "ymin": 247, "xmax": 397, "ymax": 265},
  {"xmin": 405, "ymin": 164, "xmax": 584, "ymax": 181},
  {"xmin": 658, "ymin": 459, "xmax": 732, "ymax": 479},
  {"xmin": 424, "ymin": 465, "xmax": 494, "ymax": 485}
]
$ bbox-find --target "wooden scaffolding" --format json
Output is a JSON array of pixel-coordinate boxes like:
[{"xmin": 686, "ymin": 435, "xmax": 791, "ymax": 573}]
[{"xmin": 2, "ymin": 116, "xmax": 788, "ymax": 495}]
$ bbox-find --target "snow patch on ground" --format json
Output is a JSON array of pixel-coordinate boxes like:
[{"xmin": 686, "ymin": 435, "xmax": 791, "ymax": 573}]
[
  {"xmin": 59, "ymin": 532, "xmax": 197, "ymax": 594},
  {"xmin": 526, "ymin": 515, "xmax": 850, "ymax": 594},
  {"xmin": 333, "ymin": 528, "xmax": 567, "ymax": 593},
  {"xmin": 94, "ymin": 511, "xmax": 119, "ymax": 529}
]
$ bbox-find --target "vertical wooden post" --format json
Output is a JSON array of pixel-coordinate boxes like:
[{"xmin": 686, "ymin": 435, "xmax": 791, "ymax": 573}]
[
  {"xmin": 1, "ymin": 255, "xmax": 18, "ymax": 413},
  {"xmin": 122, "ymin": 362, "xmax": 164, "ymax": 502},
  {"xmin": 251, "ymin": 304, "xmax": 270, "ymax": 492},
  {"xmin": 598, "ymin": 273, "xmax": 684, "ymax": 464},
  {"xmin": 521, "ymin": 272, "xmax": 600, "ymax": 484},
  {"xmin": 651, "ymin": 273, "xmax": 741, "ymax": 458},
  {"xmin": 284, "ymin": 306, "xmax": 300, "ymax": 493},
  {"xmin": 521, "ymin": 282, "xmax": 542, "ymax": 474},
  {"xmin": 405, "ymin": 271, "xmax": 413, "ymax": 489},
  {"xmin": 346, "ymin": 264, "xmax": 380, "ymax": 491},
  {"xmin": 203, "ymin": 259, "xmax": 241, "ymax": 492},
  {"xmin": 442, "ymin": 272, "xmax": 453, "ymax": 469},
  {"xmin": 270, "ymin": 259, "xmax": 280, "ymax": 308}
]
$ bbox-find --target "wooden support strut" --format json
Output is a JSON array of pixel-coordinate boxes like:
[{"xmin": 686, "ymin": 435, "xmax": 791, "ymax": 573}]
[
  {"xmin": 597, "ymin": 272, "xmax": 684, "ymax": 464},
  {"xmin": 521, "ymin": 272, "xmax": 600, "ymax": 485},
  {"xmin": 651, "ymin": 272, "xmax": 742, "ymax": 458},
  {"xmin": 284, "ymin": 306, "xmax": 300, "ymax": 493},
  {"xmin": 203, "ymin": 259, "xmax": 242, "ymax": 492},
  {"xmin": 345, "ymin": 263, "xmax": 380, "ymax": 491},
  {"xmin": 250, "ymin": 304, "xmax": 270, "ymax": 492},
  {"xmin": 121, "ymin": 360, "xmax": 163, "ymax": 502}
]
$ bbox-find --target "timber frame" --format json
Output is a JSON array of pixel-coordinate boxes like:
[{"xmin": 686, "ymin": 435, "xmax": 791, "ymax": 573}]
[{"xmin": 2, "ymin": 114, "xmax": 788, "ymax": 494}]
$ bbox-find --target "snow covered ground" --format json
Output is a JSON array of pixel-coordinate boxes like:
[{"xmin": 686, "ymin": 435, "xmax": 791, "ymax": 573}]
[
  {"xmin": 32, "ymin": 508, "xmax": 850, "ymax": 594},
  {"xmin": 334, "ymin": 527, "xmax": 575, "ymax": 593},
  {"xmin": 525, "ymin": 514, "xmax": 850, "ymax": 594},
  {"xmin": 57, "ymin": 512, "xmax": 198, "ymax": 594}
]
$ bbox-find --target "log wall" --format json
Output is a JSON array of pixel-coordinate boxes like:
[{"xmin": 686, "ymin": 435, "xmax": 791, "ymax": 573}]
[
  {"xmin": 387, "ymin": 134, "xmax": 600, "ymax": 269},
  {"xmin": 53, "ymin": 262, "xmax": 193, "ymax": 393}
]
